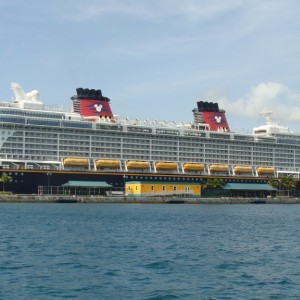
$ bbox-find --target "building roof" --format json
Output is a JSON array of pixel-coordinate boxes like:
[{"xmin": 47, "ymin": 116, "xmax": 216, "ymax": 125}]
[
  {"xmin": 62, "ymin": 181, "xmax": 112, "ymax": 188},
  {"xmin": 223, "ymin": 183, "xmax": 276, "ymax": 191}
]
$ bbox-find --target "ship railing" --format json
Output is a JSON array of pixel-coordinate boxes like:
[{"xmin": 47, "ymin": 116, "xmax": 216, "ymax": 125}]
[
  {"xmin": 95, "ymin": 168, "xmax": 123, "ymax": 172},
  {"xmin": 276, "ymin": 170, "xmax": 300, "ymax": 178},
  {"xmin": 2, "ymin": 165, "xmax": 18, "ymax": 170},
  {"xmin": 43, "ymin": 105, "xmax": 68, "ymax": 112},
  {"xmin": 124, "ymin": 169, "xmax": 152, "ymax": 173},
  {"xmin": 118, "ymin": 117, "xmax": 199, "ymax": 130},
  {"xmin": 0, "ymin": 163, "xmax": 61, "ymax": 171},
  {"xmin": 60, "ymin": 114, "xmax": 213, "ymax": 135}
]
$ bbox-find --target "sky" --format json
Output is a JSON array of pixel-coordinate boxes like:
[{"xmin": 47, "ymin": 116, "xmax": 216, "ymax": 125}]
[{"xmin": 1, "ymin": 0, "xmax": 300, "ymax": 132}]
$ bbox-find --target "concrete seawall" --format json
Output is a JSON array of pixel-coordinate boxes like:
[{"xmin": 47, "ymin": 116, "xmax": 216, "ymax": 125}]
[{"xmin": 1, "ymin": 195, "xmax": 300, "ymax": 204}]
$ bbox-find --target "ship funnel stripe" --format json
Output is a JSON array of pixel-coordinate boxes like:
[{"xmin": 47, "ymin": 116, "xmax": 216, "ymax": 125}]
[{"xmin": 72, "ymin": 99, "xmax": 81, "ymax": 113}]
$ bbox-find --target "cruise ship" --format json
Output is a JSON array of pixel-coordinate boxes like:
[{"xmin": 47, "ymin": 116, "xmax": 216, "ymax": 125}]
[{"xmin": 0, "ymin": 82, "xmax": 299, "ymax": 194}]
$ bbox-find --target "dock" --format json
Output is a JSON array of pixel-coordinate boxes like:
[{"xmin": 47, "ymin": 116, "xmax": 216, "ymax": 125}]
[{"xmin": 0, "ymin": 195, "xmax": 300, "ymax": 204}]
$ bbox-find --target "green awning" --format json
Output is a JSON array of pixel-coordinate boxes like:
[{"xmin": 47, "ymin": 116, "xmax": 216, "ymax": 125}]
[
  {"xmin": 223, "ymin": 183, "xmax": 276, "ymax": 191},
  {"xmin": 62, "ymin": 181, "xmax": 112, "ymax": 188}
]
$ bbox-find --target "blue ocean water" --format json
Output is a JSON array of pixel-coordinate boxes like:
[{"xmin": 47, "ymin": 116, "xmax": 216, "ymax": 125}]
[{"xmin": 0, "ymin": 204, "xmax": 300, "ymax": 299}]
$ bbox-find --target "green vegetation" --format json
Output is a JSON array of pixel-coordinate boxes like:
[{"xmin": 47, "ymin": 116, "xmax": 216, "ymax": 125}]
[
  {"xmin": 0, "ymin": 191, "xmax": 13, "ymax": 195},
  {"xmin": 201, "ymin": 178, "xmax": 228, "ymax": 197},
  {"xmin": 202, "ymin": 178, "xmax": 224, "ymax": 190},
  {"xmin": 0, "ymin": 173, "xmax": 13, "ymax": 192},
  {"xmin": 268, "ymin": 176, "xmax": 297, "ymax": 197}
]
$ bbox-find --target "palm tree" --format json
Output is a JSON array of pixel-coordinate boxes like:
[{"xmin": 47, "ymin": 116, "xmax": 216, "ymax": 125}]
[
  {"xmin": 268, "ymin": 178, "xmax": 280, "ymax": 189},
  {"xmin": 268, "ymin": 176, "xmax": 296, "ymax": 197},
  {"xmin": 281, "ymin": 176, "xmax": 296, "ymax": 197},
  {"xmin": 268, "ymin": 178, "xmax": 280, "ymax": 197},
  {"xmin": 202, "ymin": 178, "xmax": 224, "ymax": 190},
  {"xmin": 0, "ymin": 173, "xmax": 13, "ymax": 192}
]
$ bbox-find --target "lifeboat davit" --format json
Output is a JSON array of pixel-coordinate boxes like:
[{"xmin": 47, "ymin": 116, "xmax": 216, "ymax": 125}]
[
  {"xmin": 256, "ymin": 166, "xmax": 275, "ymax": 175},
  {"xmin": 233, "ymin": 165, "xmax": 252, "ymax": 174},
  {"xmin": 183, "ymin": 163, "xmax": 205, "ymax": 172},
  {"xmin": 155, "ymin": 162, "xmax": 178, "ymax": 171},
  {"xmin": 126, "ymin": 161, "xmax": 150, "ymax": 170},
  {"xmin": 63, "ymin": 158, "xmax": 89, "ymax": 167},
  {"xmin": 209, "ymin": 164, "xmax": 229, "ymax": 173},
  {"xmin": 96, "ymin": 159, "xmax": 120, "ymax": 169}
]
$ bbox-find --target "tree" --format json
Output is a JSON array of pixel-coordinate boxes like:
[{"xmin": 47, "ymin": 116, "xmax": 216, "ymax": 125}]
[
  {"xmin": 268, "ymin": 178, "xmax": 280, "ymax": 197},
  {"xmin": 268, "ymin": 176, "xmax": 296, "ymax": 197},
  {"xmin": 268, "ymin": 178, "xmax": 280, "ymax": 189},
  {"xmin": 202, "ymin": 178, "xmax": 224, "ymax": 190},
  {"xmin": 0, "ymin": 173, "xmax": 13, "ymax": 192},
  {"xmin": 281, "ymin": 176, "xmax": 296, "ymax": 197}
]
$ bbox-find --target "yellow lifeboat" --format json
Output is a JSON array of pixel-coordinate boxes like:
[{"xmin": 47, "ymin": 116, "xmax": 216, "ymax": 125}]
[
  {"xmin": 96, "ymin": 159, "xmax": 120, "ymax": 169},
  {"xmin": 233, "ymin": 165, "xmax": 253, "ymax": 174},
  {"xmin": 183, "ymin": 163, "xmax": 205, "ymax": 172},
  {"xmin": 256, "ymin": 166, "xmax": 275, "ymax": 175},
  {"xmin": 126, "ymin": 161, "xmax": 150, "ymax": 170},
  {"xmin": 63, "ymin": 158, "xmax": 89, "ymax": 167},
  {"xmin": 209, "ymin": 164, "xmax": 229, "ymax": 173},
  {"xmin": 155, "ymin": 162, "xmax": 178, "ymax": 171}
]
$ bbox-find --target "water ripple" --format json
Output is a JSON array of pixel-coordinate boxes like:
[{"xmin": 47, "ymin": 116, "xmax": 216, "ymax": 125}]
[{"xmin": 0, "ymin": 204, "xmax": 300, "ymax": 299}]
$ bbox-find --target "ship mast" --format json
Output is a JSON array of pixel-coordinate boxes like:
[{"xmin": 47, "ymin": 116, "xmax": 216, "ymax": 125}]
[{"xmin": 260, "ymin": 110, "xmax": 277, "ymax": 126}]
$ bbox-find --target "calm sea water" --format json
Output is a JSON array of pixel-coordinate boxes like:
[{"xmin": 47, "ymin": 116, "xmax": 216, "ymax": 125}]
[{"xmin": 0, "ymin": 203, "xmax": 300, "ymax": 299}]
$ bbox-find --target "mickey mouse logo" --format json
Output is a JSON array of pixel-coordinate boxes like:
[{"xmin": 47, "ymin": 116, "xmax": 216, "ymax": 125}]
[
  {"xmin": 215, "ymin": 115, "xmax": 222, "ymax": 123},
  {"xmin": 94, "ymin": 104, "xmax": 103, "ymax": 112}
]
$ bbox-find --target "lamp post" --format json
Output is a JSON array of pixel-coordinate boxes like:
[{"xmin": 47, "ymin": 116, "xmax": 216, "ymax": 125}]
[
  {"xmin": 123, "ymin": 175, "xmax": 126, "ymax": 195},
  {"xmin": 47, "ymin": 172, "xmax": 52, "ymax": 195}
]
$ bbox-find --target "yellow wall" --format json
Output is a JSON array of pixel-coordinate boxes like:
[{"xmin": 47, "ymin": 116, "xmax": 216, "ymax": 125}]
[{"xmin": 126, "ymin": 181, "xmax": 201, "ymax": 197}]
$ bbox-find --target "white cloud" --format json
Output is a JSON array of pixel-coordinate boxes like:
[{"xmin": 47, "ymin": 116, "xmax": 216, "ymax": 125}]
[{"xmin": 220, "ymin": 82, "xmax": 300, "ymax": 125}]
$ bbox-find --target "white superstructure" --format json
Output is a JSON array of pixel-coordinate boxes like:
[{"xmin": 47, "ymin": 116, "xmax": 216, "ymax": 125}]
[{"xmin": 0, "ymin": 83, "xmax": 300, "ymax": 178}]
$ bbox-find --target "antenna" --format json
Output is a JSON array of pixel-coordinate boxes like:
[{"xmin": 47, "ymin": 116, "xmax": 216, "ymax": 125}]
[{"xmin": 261, "ymin": 110, "xmax": 276, "ymax": 125}]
